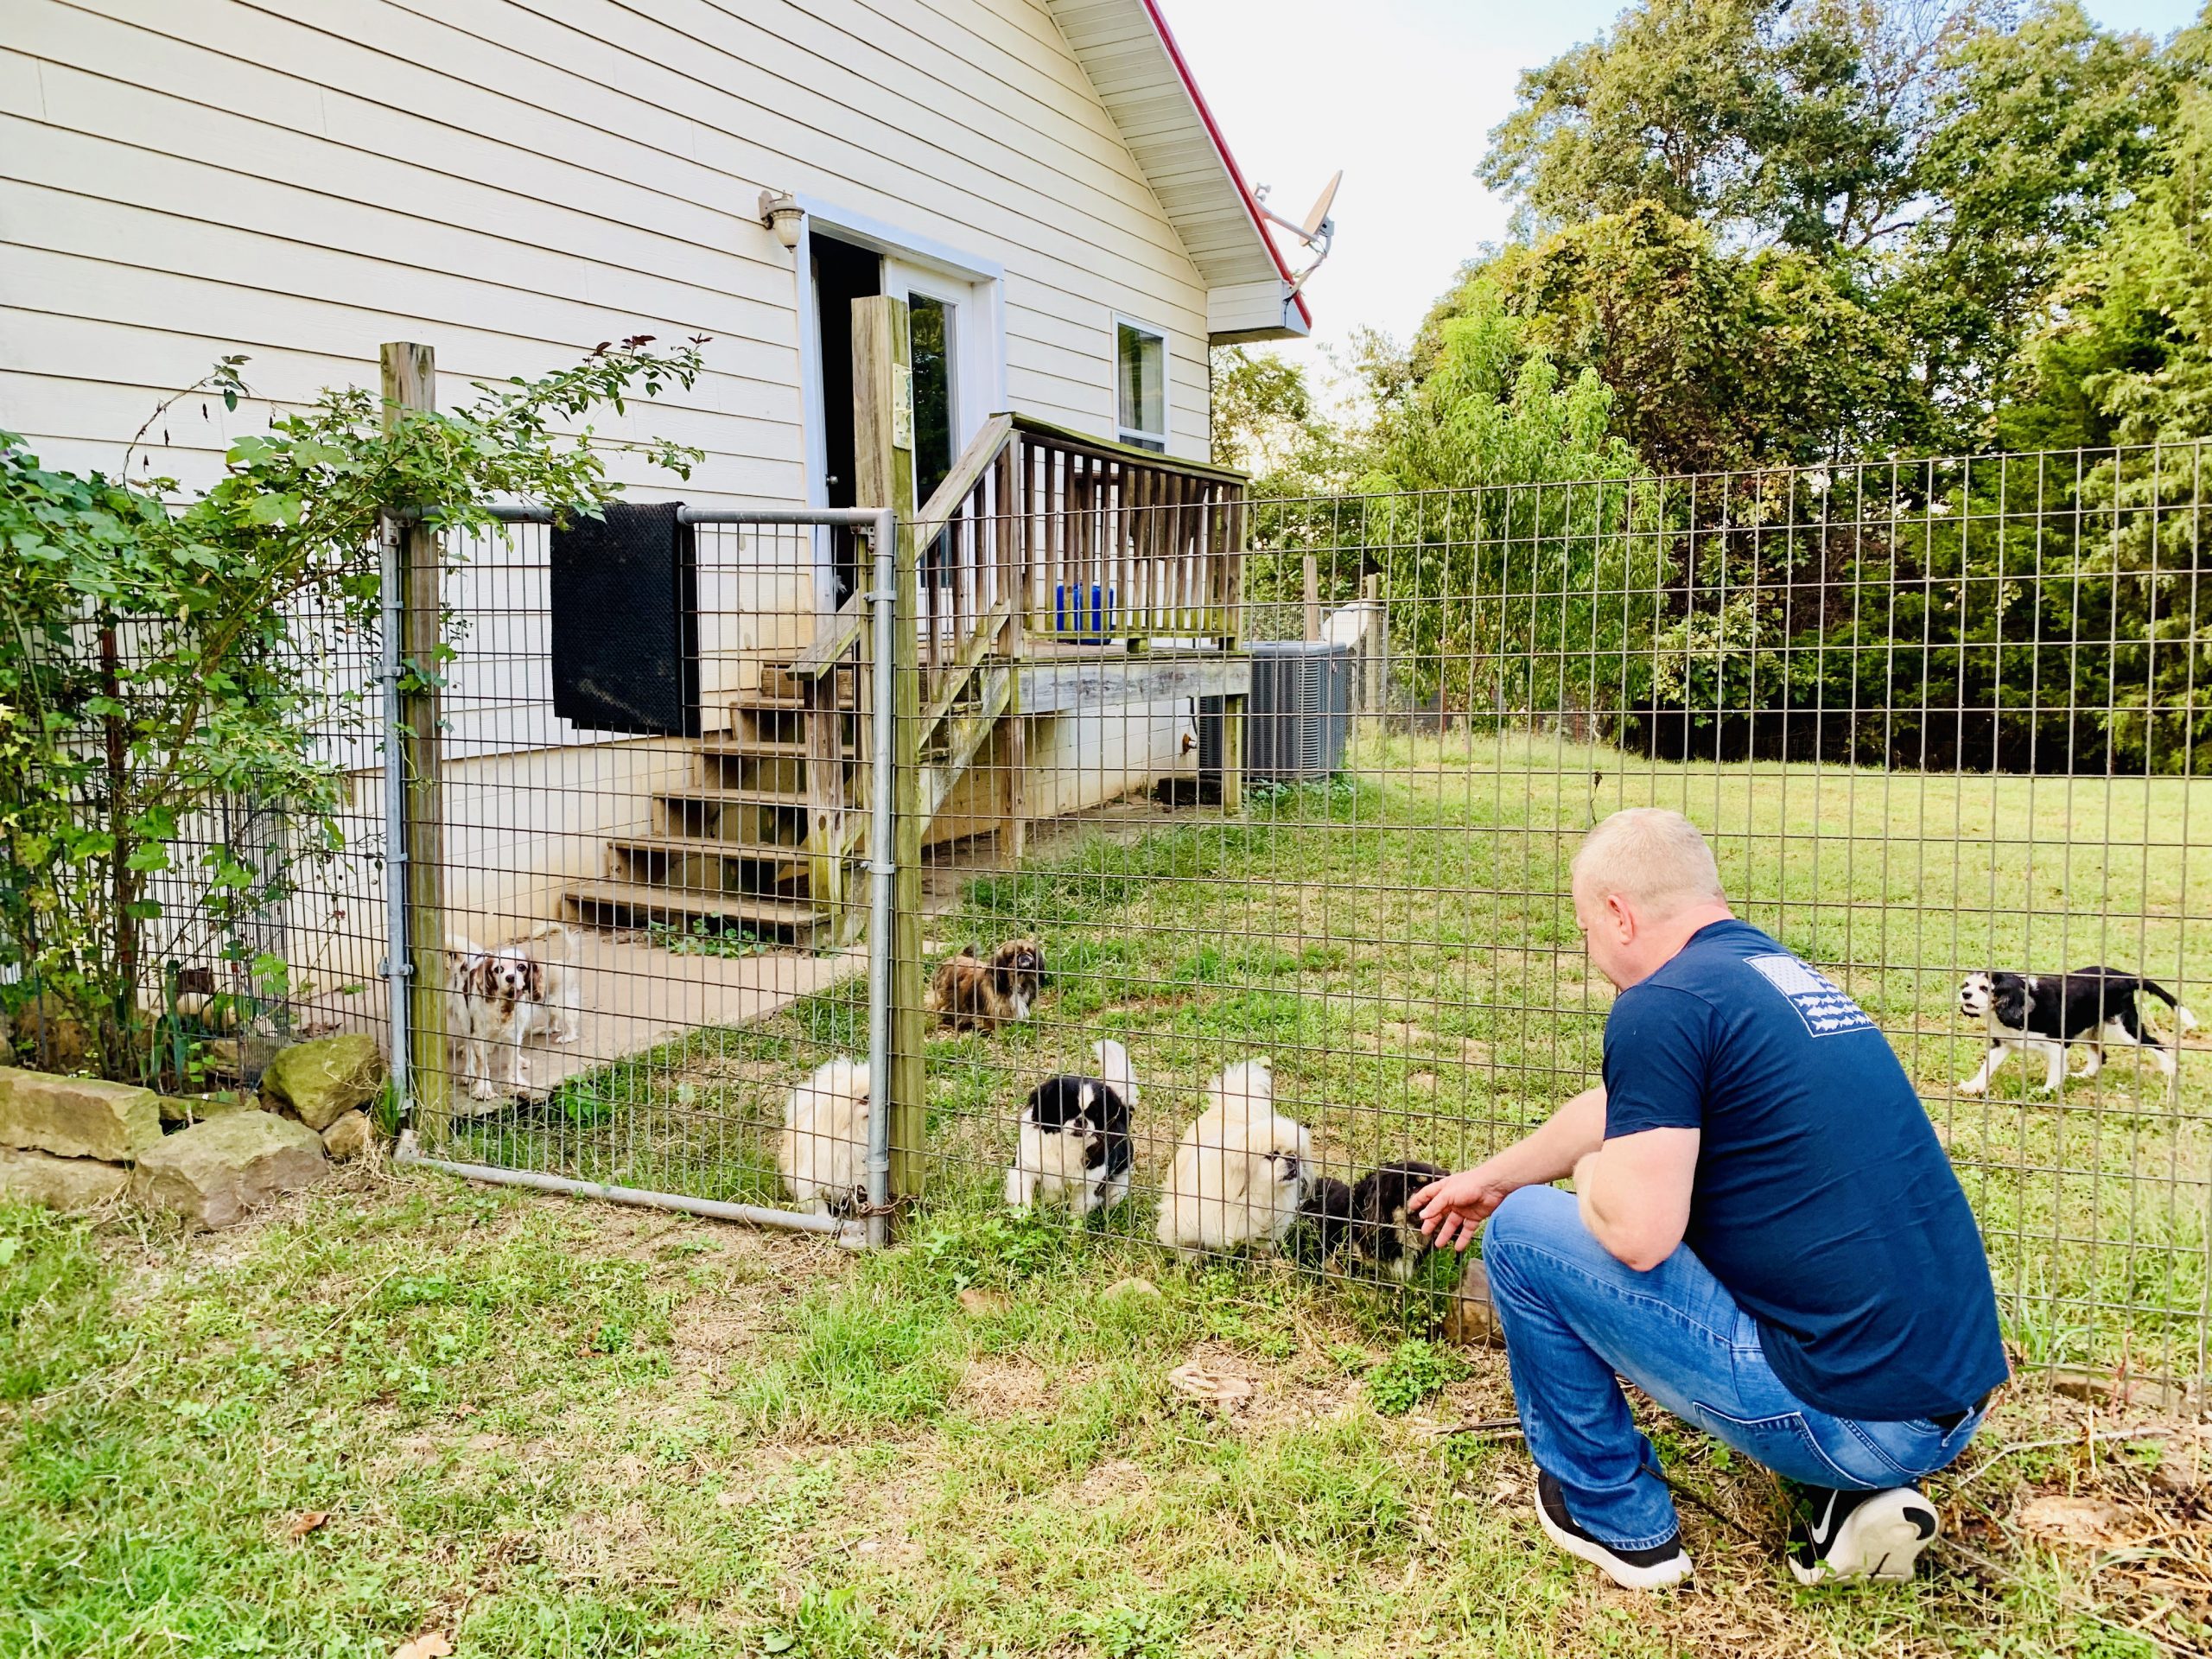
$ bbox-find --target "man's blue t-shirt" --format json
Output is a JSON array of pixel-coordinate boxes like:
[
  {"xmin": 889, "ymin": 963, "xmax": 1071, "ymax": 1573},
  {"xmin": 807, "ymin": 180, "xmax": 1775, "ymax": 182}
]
[{"xmin": 1602, "ymin": 918, "xmax": 2008, "ymax": 1421}]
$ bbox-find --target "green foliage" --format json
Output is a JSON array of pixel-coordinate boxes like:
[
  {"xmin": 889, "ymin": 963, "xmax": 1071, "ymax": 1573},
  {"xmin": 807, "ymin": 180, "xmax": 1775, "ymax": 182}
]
[
  {"xmin": 1471, "ymin": 0, "xmax": 2192, "ymax": 457},
  {"xmin": 2003, "ymin": 70, "xmax": 2212, "ymax": 449},
  {"xmin": 1271, "ymin": 288, "xmax": 1656, "ymax": 712},
  {"xmin": 0, "ymin": 339, "xmax": 704, "ymax": 1079},
  {"xmin": 646, "ymin": 918, "xmax": 770, "ymax": 959},
  {"xmin": 1481, "ymin": 0, "xmax": 1999, "ymax": 253},
  {"xmin": 1477, "ymin": 202, "xmax": 1929, "ymax": 471},
  {"xmin": 1363, "ymin": 1338, "xmax": 1469, "ymax": 1415}
]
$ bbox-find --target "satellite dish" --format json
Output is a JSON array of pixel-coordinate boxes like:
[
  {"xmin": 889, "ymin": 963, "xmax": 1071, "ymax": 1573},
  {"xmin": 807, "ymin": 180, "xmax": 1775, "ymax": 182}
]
[
  {"xmin": 1252, "ymin": 171, "xmax": 1343, "ymax": 295},
  {"xmin": 1300, "ymin": 170, "xmax": 1342, "ymax": 241}
]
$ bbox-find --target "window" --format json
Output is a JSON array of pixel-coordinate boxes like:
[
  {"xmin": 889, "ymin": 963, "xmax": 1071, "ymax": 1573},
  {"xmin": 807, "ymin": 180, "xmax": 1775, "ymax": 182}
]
[{"xmin": 1116, "ymin": 318, "xmax": 1166, "ymax": 453}]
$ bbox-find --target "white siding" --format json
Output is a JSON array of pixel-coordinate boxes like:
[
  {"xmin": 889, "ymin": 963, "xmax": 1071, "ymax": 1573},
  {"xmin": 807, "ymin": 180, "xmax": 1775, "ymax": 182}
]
[{"xmin": 0, "ymin": 0, "xmax": 1216, "ymax": 498}]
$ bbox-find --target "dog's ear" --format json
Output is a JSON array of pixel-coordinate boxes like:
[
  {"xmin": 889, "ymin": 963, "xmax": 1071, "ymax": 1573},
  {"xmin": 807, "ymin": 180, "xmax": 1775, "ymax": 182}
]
[
  {"xmin": 1993, "ymin": 979, "xmax": 2028, "ymax": 1026},
  {"xmin": 525, "ymin": 958, "xmax": 545, "ymax": 1001}
]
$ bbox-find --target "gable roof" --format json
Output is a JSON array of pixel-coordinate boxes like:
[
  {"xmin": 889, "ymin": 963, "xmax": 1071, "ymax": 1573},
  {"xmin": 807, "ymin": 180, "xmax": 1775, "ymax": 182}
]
[{"xmin": 1046, "ymin": 0, "xmax": 1313, "ymax": 340}]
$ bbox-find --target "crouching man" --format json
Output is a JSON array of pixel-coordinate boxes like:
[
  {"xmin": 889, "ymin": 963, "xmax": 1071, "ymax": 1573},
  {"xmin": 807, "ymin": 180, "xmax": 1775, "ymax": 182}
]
[{"xmin": 1413, "ymin": 809, "xmax": 2006, "ymax": 1590}]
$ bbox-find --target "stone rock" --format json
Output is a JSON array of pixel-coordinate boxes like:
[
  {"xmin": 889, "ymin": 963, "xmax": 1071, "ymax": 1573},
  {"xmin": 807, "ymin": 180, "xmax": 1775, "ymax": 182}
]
[
  {"xmin": 0, "ymin": 1067, "xmax": 163, "ymax": 1162},
  {"xmin": 321, "ymin": 1110, "xmax": 373, "ymax": 1162},
  {"xmin": 131, "ymin": 1109, "xmax": 327, "ymax": 1230},
  {"xmin": 158, "ymin": 1091, "xmax": 257, "ymax": 1128},
  {"xmin": 260, "ymin": 1034, "xmax": 384, "ymax": 1131},
  {"xmin": 0, "ymin": 1145, "xmax": 130, "ymax": 1211},
  {"xmin": 1105, "ymin": 1276, "xmax": 1162, "ymax": 1302},
  {"xmin": 1442, "ymin": 1255, "xmax": 1506, "ymax": 1351}
]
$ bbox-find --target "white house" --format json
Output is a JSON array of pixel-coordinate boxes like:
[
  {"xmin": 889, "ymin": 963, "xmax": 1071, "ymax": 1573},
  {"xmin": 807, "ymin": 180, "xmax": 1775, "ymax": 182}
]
[
  {"xmin": 0, "ymin": 0, "xmax": 1307, "ymax": 984},
  {"xmin": 0, "ymin": 0, "xmax": 1308, "ymax": 495}
]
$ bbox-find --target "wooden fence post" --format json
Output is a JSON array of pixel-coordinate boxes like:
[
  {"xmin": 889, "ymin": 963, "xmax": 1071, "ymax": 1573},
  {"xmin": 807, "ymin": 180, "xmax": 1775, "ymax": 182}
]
[
  {"xmin": 850, "ymin": 296, "xmax": 927, "ymax": 1199},
  {"xmin": 380, "ymin": 342, "xmax": 450, "ymax": 1132}
]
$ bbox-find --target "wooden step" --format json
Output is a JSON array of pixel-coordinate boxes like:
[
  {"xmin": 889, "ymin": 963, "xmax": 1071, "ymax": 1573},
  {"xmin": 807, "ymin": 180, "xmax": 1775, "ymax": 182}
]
[
  {"xmin": 610, "ymin": 834, "xmax": 810, "ymax": 867},
  {"xmin": 696, "ymin": 736, "xmax": 859, "ymax": 760},
  {"xmin": 660, "ymin": 784, "xmax": 813, "ymax": 809},
  {"xmin": 565, "ymin": 879, "xmax": 817, "ymax": 936},
  {"xmin": 605, "ymin": 837, "xmax": 811, "ymax": 898}
]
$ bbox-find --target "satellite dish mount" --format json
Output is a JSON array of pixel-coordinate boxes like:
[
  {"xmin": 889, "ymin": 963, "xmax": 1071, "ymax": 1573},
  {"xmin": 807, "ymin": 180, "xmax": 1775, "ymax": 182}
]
[{"xmin": 1251, "ymin": 169, "xmax": 1342, "ymax": 296}]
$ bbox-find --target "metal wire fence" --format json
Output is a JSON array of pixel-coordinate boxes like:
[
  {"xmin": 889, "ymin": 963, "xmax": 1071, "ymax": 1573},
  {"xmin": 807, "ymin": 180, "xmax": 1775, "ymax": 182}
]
[
  {"xmin": 19, "ymin": 439, "xmax": 2204, "ymax": 1391},
  {"xmin": 912, "ymin": 442, "xmax": 2210, "ymax": 1390}
]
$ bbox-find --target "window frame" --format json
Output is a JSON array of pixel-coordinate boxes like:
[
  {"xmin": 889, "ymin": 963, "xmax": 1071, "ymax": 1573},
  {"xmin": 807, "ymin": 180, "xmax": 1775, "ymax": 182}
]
[{"xmin": 1113, "ymin": 314, "xmax": 1169, "ymax": 454}]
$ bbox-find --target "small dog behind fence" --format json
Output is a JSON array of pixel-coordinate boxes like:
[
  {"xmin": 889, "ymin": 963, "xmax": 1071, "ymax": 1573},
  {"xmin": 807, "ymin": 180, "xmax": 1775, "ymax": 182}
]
[{"xmin": 446, "ymin": 923, "xmax": 582, "ymax": 1103}]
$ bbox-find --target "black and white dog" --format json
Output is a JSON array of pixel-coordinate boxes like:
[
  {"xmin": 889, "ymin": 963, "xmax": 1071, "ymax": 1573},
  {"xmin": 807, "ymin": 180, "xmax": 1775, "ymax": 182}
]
[
  {"xmin": 1349, "ymin": 1160, "xmax": 1452, "ymax": 1281},
  {"xmin": 1004, "ymin": 1039, "xmax": 1136, "ymax": 1222},
  {"xmin": 1294, "ymin": 1160, "xmax": 1451, "ymax": 1281},
  {"xmin": 1957, "ymin": 969, "xmax": 2197, "ymax": 1096}
]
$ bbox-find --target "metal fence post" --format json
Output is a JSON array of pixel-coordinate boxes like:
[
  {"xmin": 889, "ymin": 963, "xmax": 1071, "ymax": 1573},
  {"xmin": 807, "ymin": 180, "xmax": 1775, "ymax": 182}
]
[
  {"xmin": 380, "ymin": 342, "xmax": 450, "ymax": 1135},
  {"xmin": 851, "ymin": 295, "xmax": 927, "ymax": 1201},
  {"xmin": 863, "ymin": 505, "xmax": 899, "ymax": 1247}
]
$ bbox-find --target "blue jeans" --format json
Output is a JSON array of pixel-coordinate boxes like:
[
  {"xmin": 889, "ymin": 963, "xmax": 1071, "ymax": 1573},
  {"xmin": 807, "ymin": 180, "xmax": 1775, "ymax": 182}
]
[{"xmin": 1481, "ymin": 1186, "xmax": 1987, "ymax": 1551}]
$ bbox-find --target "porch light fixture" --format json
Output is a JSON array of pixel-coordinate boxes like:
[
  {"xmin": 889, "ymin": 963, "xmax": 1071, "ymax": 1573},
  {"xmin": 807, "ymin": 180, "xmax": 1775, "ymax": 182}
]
[{"xmin": 759, "ymin": 190, "xmax": 804, "ymax": 249}]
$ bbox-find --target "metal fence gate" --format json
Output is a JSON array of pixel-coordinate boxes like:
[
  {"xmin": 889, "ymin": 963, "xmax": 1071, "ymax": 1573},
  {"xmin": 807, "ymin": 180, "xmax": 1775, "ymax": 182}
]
[
  {"xmin": 387, "ymin": 505, "xmax": 900, "ymax": 1248},
  {"xmin": 376, "ymin": 442, "xmax": 2209, "ymax": 1391}
]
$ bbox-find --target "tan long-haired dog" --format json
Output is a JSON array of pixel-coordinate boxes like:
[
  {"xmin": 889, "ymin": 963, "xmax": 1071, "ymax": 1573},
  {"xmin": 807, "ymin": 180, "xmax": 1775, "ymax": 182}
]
[
  {"xmin": 926, "ymin": 939, "xmax": 1046, "ymax": 1031},
  {"xmin": 1156, "ymin": 1059, "xmax": 1313, "ymax": 1252},
  {"xmin": 779, "ymin": 1056, "xmax": 872, "ymax": 1214}
]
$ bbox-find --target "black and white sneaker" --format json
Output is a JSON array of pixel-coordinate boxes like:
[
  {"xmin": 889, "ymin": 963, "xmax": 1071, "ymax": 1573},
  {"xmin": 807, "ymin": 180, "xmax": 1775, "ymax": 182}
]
[
  {"xmin": 1534, "ymin": 1470, "xmax": 1694, "ymax": 1590},
  {"xmin": 1788, "ymin": 1485, "xmax": 1940, "ymax": 1585}
]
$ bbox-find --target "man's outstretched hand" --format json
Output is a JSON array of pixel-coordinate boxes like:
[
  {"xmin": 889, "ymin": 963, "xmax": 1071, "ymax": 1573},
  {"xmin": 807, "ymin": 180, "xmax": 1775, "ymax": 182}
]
[{"xmin": 1409, "ymin": 1165, "xmax": 1516, "ymax": 1252}]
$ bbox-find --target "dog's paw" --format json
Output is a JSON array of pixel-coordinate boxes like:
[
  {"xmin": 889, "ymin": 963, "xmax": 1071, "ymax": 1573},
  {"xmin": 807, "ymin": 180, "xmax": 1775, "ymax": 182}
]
[
  {"xmin": 554, "ymin": 1029, "xmax": 578, "ymax": 1046},
  {"xmin": 469, "ymin": 1080, "xmax": 496, "ymax": 1102},
  {"xmin": 2032, "ymin": 1084, "xmax": 2059, "ymax": 1097},
  {"xmin": 1956, "ymin": 1077, "xmax": 1986, "ymax": 1096}
]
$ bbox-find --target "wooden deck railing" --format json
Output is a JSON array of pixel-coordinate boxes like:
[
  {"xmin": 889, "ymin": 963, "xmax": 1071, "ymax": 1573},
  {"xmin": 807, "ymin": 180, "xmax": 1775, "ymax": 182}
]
[{"xmin": 909, "ymin": 413, "xmax": 1247, "ymax": 712}]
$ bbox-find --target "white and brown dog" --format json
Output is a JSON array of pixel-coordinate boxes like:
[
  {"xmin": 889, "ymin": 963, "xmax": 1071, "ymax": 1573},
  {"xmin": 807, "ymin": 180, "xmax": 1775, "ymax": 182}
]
[
  {"xmin": 926, "ymin": 939, "xmax": 1047, "ymax": 1032},
  {"xmin": 1958, "ymin": 968, "xmax": 2197, "ymax": 1096},
  {"xmin": 1156, "ymin": 1059, "xmax": 1312, "ymax": 1253},
  {"xmin": 448, "ymin": 924, "xmax": 582, "ymax": 1102}
]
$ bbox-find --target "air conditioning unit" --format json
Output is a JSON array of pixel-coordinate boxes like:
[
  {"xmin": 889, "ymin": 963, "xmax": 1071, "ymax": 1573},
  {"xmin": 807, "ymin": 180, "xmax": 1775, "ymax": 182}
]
[{"xmin": 1199, "ymin": 640, "xmax": 1354, "ymax": 783}]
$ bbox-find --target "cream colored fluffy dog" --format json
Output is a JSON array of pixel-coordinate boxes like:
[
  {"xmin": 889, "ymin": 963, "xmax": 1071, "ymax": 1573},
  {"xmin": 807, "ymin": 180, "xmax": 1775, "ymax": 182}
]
[
  {"xmin": 1155, "ymin": 1058, "xmax": 1312, "ymax": 1252},
  {"xmin": 779, "ymin": 1057, "xmax": 872, "ymax": 1214}
]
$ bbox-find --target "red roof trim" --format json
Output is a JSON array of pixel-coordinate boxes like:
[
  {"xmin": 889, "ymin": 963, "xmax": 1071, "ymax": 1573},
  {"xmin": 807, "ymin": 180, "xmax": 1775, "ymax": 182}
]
[{"xmin": 1135, "ymin": 0, "xmax": 1315, "ymax": 331}]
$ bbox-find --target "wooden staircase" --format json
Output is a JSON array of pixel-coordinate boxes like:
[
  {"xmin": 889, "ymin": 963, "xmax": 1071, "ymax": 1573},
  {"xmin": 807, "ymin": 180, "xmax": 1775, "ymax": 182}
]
[
  {"xmin": 562, "ymin": 413, "xmax": 1249, "ymax": 949},
  {"xmin": 565, "ymin": 664, "xmax": 869, "ymax": 948}
]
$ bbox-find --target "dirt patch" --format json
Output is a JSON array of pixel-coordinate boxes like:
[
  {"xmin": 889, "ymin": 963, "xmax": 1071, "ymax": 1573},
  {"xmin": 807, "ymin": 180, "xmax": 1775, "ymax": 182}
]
[{"xmin": 953, "ymin": 1357, "xmax": 1063, "ymax": 1417}]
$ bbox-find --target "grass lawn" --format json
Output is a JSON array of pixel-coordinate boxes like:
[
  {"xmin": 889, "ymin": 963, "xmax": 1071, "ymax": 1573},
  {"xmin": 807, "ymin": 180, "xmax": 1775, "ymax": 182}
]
[
  {"xmin": 5, "ymin": 1176, "xmax": 2209, "ymax": 1658},
  {"xmin": 436, "ymin": 733, "xmax": 2212, "ymax": 1382},
  {"xmin": 67, "ymin": 734, "xmax": 2189, "ymax": 1653}
]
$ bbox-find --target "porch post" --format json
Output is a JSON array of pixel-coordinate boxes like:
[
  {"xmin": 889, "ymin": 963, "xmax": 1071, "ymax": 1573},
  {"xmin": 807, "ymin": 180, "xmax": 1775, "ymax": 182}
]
[{"xmin": 850, "ymin": 296, "xmax": 927, "ymax": 1199}]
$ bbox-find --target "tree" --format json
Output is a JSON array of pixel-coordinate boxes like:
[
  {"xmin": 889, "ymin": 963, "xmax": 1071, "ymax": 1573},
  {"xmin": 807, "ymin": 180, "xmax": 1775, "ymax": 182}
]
[
  {"xmin": 1479, "ymin": 0, "xmax": 2172, "ymax": 447},
  {"xmin": 1208, "ymin": 346, "xmax": 1349, "ymax": 494},
  {"xmin": 1482, "ymin": 0, "xmax": 2000, "ymax": 252},
  {"xmin": 1459, "ymin": 204, "xmax": 1930, "ymax": 473},
  {"xmin": 1300, "ymin": 292, "xmax": 1658, "ymax": 716},
  {"xmin": 1901, "ymin": 2, "xmax": 2171, "ymax": 426},
  {"xmin": 1999, "ymin": 64, "xmax": 2212, "ymax": 448}
]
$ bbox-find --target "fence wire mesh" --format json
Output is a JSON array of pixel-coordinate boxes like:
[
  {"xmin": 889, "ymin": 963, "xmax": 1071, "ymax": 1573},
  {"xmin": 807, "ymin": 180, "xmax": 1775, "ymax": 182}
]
[
  {"xmin": 912, "ymin": 442, "xmax": 2209, "ymax": 1389},
  {"xmin": 387, "ymin": 513, "xmax": 883, "ymax": 1233},
  {"xmin": 36, "ymin": 440, "xmax": 2201, "ymax": 1385}
]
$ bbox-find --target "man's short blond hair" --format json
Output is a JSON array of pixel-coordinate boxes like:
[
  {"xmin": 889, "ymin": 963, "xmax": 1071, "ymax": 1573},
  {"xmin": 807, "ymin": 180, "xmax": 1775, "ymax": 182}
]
[{"xmin": 1572, "ymin": 809, "xmax": 1726, "ymax": 918}]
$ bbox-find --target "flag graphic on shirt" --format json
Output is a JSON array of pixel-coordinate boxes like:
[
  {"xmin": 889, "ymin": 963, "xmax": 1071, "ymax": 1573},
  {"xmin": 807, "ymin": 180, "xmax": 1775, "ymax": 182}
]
[{"xmin": 1745, "ymin": 954, "xmax": 1876, "ymax": 1037}]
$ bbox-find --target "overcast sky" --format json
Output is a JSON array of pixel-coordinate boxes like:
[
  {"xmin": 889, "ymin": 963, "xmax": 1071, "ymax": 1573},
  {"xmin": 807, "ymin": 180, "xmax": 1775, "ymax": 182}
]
[{"xmin": 1160, "ymin": 0, "xmax": 2206, "ymax": 386}]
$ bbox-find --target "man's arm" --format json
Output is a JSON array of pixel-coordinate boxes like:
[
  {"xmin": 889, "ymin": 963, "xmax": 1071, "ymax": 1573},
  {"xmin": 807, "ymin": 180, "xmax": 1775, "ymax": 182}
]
[
  {"xmin": 1573, "ymin": 1127, "xmax": 1700, "ymax": 1272},
  {"xmin": 1410, "ymin": 1085, "xmax": 1609, "ymax": 1250}
]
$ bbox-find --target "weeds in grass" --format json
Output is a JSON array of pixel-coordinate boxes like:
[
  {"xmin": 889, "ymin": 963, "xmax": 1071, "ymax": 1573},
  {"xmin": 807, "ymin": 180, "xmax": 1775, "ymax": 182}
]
[
  {"xmin": 1364, "ymin": 1338, "xmax": 1470, "ymax": 1415},
  {"xmin": 647, "ymin": 918, "xmax": 771, "ymax": 959}
]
